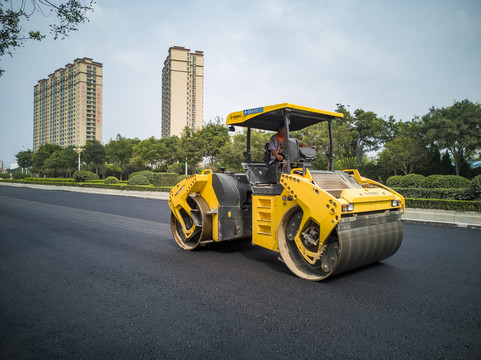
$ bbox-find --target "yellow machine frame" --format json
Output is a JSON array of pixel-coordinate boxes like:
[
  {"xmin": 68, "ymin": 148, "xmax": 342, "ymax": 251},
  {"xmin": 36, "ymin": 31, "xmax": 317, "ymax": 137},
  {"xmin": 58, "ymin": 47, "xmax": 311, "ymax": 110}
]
[{"xmin": 169, "ymin": 103, "xmax": 405, "ymax": 281}]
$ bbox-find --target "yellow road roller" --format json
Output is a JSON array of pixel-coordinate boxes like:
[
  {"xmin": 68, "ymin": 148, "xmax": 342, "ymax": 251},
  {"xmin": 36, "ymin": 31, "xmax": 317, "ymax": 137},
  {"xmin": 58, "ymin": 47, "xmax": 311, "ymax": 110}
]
[{"xmin": 169, "ymin": 103, "xmax": 404, "ymax": 281}]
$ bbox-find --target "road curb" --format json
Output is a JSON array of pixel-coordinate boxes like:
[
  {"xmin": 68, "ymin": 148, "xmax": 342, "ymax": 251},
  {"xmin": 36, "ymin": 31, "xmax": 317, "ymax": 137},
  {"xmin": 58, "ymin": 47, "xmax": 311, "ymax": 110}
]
[
  {"xmin": 403, "ymin": 208, "xmax": 481, "ymax": 229},
  {"xmin": 402, "ymin": 218, "xmax": 481, "ymax": 229}
]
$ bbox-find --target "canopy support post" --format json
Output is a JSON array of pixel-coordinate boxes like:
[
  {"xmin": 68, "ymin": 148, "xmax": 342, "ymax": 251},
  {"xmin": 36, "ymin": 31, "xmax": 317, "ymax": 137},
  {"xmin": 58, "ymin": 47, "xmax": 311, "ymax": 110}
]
[
  {"xmin": 284, "ymin": 110, "xmax": 291, "ymax": 173},
  {"xmin": 244, "ymin": 127, "xmax": 251, "ymax": 163},
  {"xmin": 328, "ymin": 119, "xmax": 334, "ymax": 171}
]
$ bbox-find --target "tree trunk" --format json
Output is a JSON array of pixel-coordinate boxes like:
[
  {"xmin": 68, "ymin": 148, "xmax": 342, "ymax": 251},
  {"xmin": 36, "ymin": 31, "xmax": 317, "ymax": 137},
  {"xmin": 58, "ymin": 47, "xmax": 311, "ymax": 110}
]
[
  {"xmin": 356, "ymin": 144, "xmax": 363, "ymax": 168},
  {"xmin": 452, "ymin": 149, "xmax": 461, "ymax": 176}
]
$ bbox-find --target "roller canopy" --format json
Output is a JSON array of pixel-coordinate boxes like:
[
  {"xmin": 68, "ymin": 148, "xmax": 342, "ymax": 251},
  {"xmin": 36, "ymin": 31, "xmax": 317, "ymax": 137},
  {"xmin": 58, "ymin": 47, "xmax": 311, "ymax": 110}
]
[{"xmin": 226, "ymin": 103, "xmax": 344, "ymax": 131}]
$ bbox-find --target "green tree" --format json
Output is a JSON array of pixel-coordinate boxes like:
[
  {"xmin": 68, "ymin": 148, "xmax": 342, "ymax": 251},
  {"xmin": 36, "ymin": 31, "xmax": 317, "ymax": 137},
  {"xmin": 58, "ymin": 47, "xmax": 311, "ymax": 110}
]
[
  {"xmin": 159, "ymin": 136, "xmax": 180, "ymax": 165},
  {"xmin": 420, "ymin": 148, "xmax": 442, "ymax": 176},
  {"xmin": 295, "ymin": 120, "xmax": 358, "ymax": 170},
  {"xmin": 332, "ymin": 121, "xmax": 357, "ymax": 169},
  {"xmin": 422, "ymin": 99, "xmax": 481, "ymax": 175},
  {"xmin": 440, "ymin": 150, "xmax": 454, "ymax": 175},
  {"xmin": 178, "ymin": 127, "xmax": 205, "ymax": 174},
  {"xmin": 32, "ymin": 143, "xmax": 62, "ymax": 176},
  {"xmin": 336, "ymin": 104, "xmax": 389, "ymax": 168},
  {"xmin": 458, "ymin": 150, "xmax": 473, "ymax": 179},
  {"xmin": 15, "ymin": 149, "xmax": 33, "ymax": 170},
  {"xmin": 83, "ymin": 140, "xmax": 105, "ymax": 174},
  {"xmin": 43, "ymin": 151, "xmax": 61, "ymax": 177},
  {"xmin": 218, "ymin": 129, "xmax": 270, "ymax": 172},
  {"xmin": 0, "ymin": 0, "xmax": 95, "ymax": 76},
  {"xmin": 105, "ymin": 134, "xmax": 137, "ymax": 180},
  {"xmin": 133, "ymin": 136, "xmax": 166, "ymax": 168},
  {"xmin": 200, "ymin": 118, "xmax": 230, "ymax": 167},
  {"xmin": 294, "ymin": 122, "xmax": 330, "ymax": 170},
  {"xmin": 378, "ymin": 136, "xmax": 426, "ymax": 175},
  {"xmin": 41, "ymin": 147, "xmax": 76, "ymax": 177},
  {"xmin": 58, "ymin": 147, "xmax": 77, "ymax": 176}
]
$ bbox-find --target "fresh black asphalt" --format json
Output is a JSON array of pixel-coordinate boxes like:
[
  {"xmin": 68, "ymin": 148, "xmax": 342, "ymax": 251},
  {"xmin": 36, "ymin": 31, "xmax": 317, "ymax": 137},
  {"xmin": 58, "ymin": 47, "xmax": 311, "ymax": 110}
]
[{"xmin": 0, "ymin": 186, "xmax": 480, "ymax": 359}]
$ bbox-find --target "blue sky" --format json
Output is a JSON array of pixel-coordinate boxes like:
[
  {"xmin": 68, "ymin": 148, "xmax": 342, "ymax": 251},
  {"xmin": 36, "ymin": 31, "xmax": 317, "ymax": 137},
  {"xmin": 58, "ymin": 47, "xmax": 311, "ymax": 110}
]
[{"xmin": 1, "ymin": 0, "xmax": 480, "ymax": 167}]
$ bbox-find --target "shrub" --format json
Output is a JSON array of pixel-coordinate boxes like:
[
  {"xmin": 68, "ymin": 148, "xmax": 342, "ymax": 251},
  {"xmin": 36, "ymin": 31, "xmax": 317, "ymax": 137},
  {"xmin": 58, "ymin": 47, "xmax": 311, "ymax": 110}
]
[
  {"xmin": 129, "ymin": 170, "xmax": 154, "ymax": 183},
  {"xmin": 24, "ymin": 177, "xmax": 76, "ymax": 183},
  {"xmin": 127, "ymin": 174, "xmax": 150, "ymax": 185},
  {"xmin": 386, "ymin": 174, "xmax": 425, "ymax": 188},
  {"xmin": 104, "ymin": 176, "xmax": 119, "ymax": 184},
  {"xmin": 0, "ymin": 173, "xmax": 10, "ymax": 179},
  {"xmin": 400, "ymin": 174, "xmax": 424, "ymax": 188},
  {"xmin": 469, "ymin": 174, "xmax": 481, "ymax": 199},
  {"xmin": 73, "ymin": 170, "xmax": 99, "ymax": 182},
  {"xmin": 167, "ymin": 163, "xmax": 184, "ymax": 175},
  {"xmin": 152, "ymin": 172, "xmax": 180, "ymax": 186},
  {"xmin": 420, "ymin": 175, "xmax": 470, "ymax": 189},
  {"xmin": 405, "ymin": 198, "xmax": 481, "ymax": 212},
  {"xmin": 392, "ymin": 187, "xmax": 474, "ymax": 200},
  {"xmin": 386, "ymin": 175, "xmax": 404, "ymax": 187},
  {"xmin": 12, "ymin": 172, "xmax": 28, "ymax": 179}
]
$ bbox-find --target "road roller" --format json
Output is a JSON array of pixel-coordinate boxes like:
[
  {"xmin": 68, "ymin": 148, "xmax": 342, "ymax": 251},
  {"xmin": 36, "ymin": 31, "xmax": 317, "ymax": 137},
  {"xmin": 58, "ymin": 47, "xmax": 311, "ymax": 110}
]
[{"xmin": 168, "ymin": 103, "xmax": 404, "ymax": 281}]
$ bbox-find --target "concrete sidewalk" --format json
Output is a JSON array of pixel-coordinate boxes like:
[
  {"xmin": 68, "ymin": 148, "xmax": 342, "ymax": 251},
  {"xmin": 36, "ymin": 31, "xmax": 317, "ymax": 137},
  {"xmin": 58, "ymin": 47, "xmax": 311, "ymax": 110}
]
[{"xmin": 1, "ymin": 181, "xmax": 480, "ymax": 228}]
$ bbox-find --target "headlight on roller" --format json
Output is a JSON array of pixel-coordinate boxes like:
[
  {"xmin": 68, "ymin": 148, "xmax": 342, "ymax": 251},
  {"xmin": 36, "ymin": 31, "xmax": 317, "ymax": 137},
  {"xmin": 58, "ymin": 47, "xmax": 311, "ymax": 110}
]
[
  {"xmin": 391, "ymin": 200, "xmax": 401, "ymax": 207},
  {"xmin": 342, "ymin": 204, "xmax": 354, "ymax": 212}
]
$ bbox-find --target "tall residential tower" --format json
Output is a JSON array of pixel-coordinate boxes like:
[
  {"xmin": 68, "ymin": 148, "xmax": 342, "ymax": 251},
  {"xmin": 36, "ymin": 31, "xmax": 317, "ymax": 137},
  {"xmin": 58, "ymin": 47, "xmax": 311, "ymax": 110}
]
[
  {"xmin": 33, "ymin": 57, "xmax": 103, "ymax": 151},
  {"xmin": 161, "ymin": 46, "xmax": 204, "ymax": 137}
]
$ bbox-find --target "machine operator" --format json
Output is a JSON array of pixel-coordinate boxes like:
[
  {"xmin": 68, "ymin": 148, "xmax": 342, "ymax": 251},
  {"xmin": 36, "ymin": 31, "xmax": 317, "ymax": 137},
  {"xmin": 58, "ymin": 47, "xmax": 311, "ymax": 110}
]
[{"xmin": 268, "ymin": 122, "xmax": 315, "ymax": 182}]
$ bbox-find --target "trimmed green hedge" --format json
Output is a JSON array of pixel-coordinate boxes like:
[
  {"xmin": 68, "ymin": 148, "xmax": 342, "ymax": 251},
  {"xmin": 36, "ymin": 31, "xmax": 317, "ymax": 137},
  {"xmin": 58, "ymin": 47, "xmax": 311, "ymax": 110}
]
[
  {"xmin": 387, "ymin": 174, "xmax": 472, "ymax": 189},
  {"xmin": 73, "ymin": 170, "xmax": 99, "ymax": 182},
  {"xmin": 387, "ymin": 174, "xmax": 425, "ymax": 188},
  {"xmin": 0, "ymin": 179, "xmax": 172, "ymax": 192},
  {"xmin": 153, "ymin": 173, "xmax": 179, "ymax": 186},
  {"xmin": 127, "ymin": 175, "xmax": 150, "ymax": 185},
  {"xmin": 129, "ymin": 170, "xmax": 154, "ymax": 183},
  {"xmin": 24, "ymin": 177, "xmax": 76, "ymax": 183},
  {"xmin": 104, "ymin": 176, "xmax": 119, "ymax": 184},
  {"xmin": 12, "ymin": 172, "xmax": 29, "ymax": 179},
  {"xmin": 420, "ymin": 175, "xmax": 470, "ymax": 189},
  {"xmin": 0, "ymin": 173, "xmax": 10, "ymax": 179},
  {"xmin": 73, "ymin": 183, "xmax": 172, "ymax": 191},
  {"xmin": 392, "ymin": 187, "xmax": 477, "ymax": 200},
  {"xmin": 470, "ymin": 175, "xmax": 481, "ymax": 198},
  {"xmin": 406, "ymin": 198, "xmax": 481, "ymax": 212}
]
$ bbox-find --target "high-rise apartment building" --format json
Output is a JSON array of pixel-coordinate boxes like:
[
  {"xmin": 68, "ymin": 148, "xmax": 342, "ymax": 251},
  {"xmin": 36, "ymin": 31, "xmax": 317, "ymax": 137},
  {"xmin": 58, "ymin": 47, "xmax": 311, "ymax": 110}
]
[
  {"xmin": 161, "ymin": 46, "xmax": 204, "ymax": 137},
  {"xmin": 33, "ymin": 57, "xmax": 103, "ymax": 151}
]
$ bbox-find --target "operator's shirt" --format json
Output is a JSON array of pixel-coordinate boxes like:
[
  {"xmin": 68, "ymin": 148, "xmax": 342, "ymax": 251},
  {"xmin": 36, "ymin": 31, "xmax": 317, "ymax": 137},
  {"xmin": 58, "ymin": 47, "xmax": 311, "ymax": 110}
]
[{"xmin": 268, "ymin": 133, "xmax": 285, "ymax": 164}]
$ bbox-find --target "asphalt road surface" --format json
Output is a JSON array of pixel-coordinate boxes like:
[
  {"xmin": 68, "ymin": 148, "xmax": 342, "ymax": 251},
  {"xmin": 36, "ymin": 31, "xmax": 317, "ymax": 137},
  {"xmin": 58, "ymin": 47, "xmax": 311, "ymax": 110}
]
[{"xmin": 1, "ymin": 186, "xmax": 480, "ymax": 360}]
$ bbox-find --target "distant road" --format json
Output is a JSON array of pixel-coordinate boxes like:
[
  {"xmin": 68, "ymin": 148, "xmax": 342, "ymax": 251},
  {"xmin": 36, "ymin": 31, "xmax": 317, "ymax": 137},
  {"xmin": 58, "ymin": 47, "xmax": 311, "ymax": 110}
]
[{"xmin": 1, "ymin": 187, "xmax": 480, "ymax": 359}]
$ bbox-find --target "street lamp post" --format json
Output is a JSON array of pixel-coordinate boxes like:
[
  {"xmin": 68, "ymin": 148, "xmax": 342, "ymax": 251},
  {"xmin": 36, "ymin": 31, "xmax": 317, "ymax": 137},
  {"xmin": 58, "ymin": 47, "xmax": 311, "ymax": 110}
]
[
  {"xmin": 73, "ymin": 147, "xmax": 83, "ymax": 171},
  {"xmin": 21, "ymin": 146, "xmax": 25, "ymax": 174}
]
